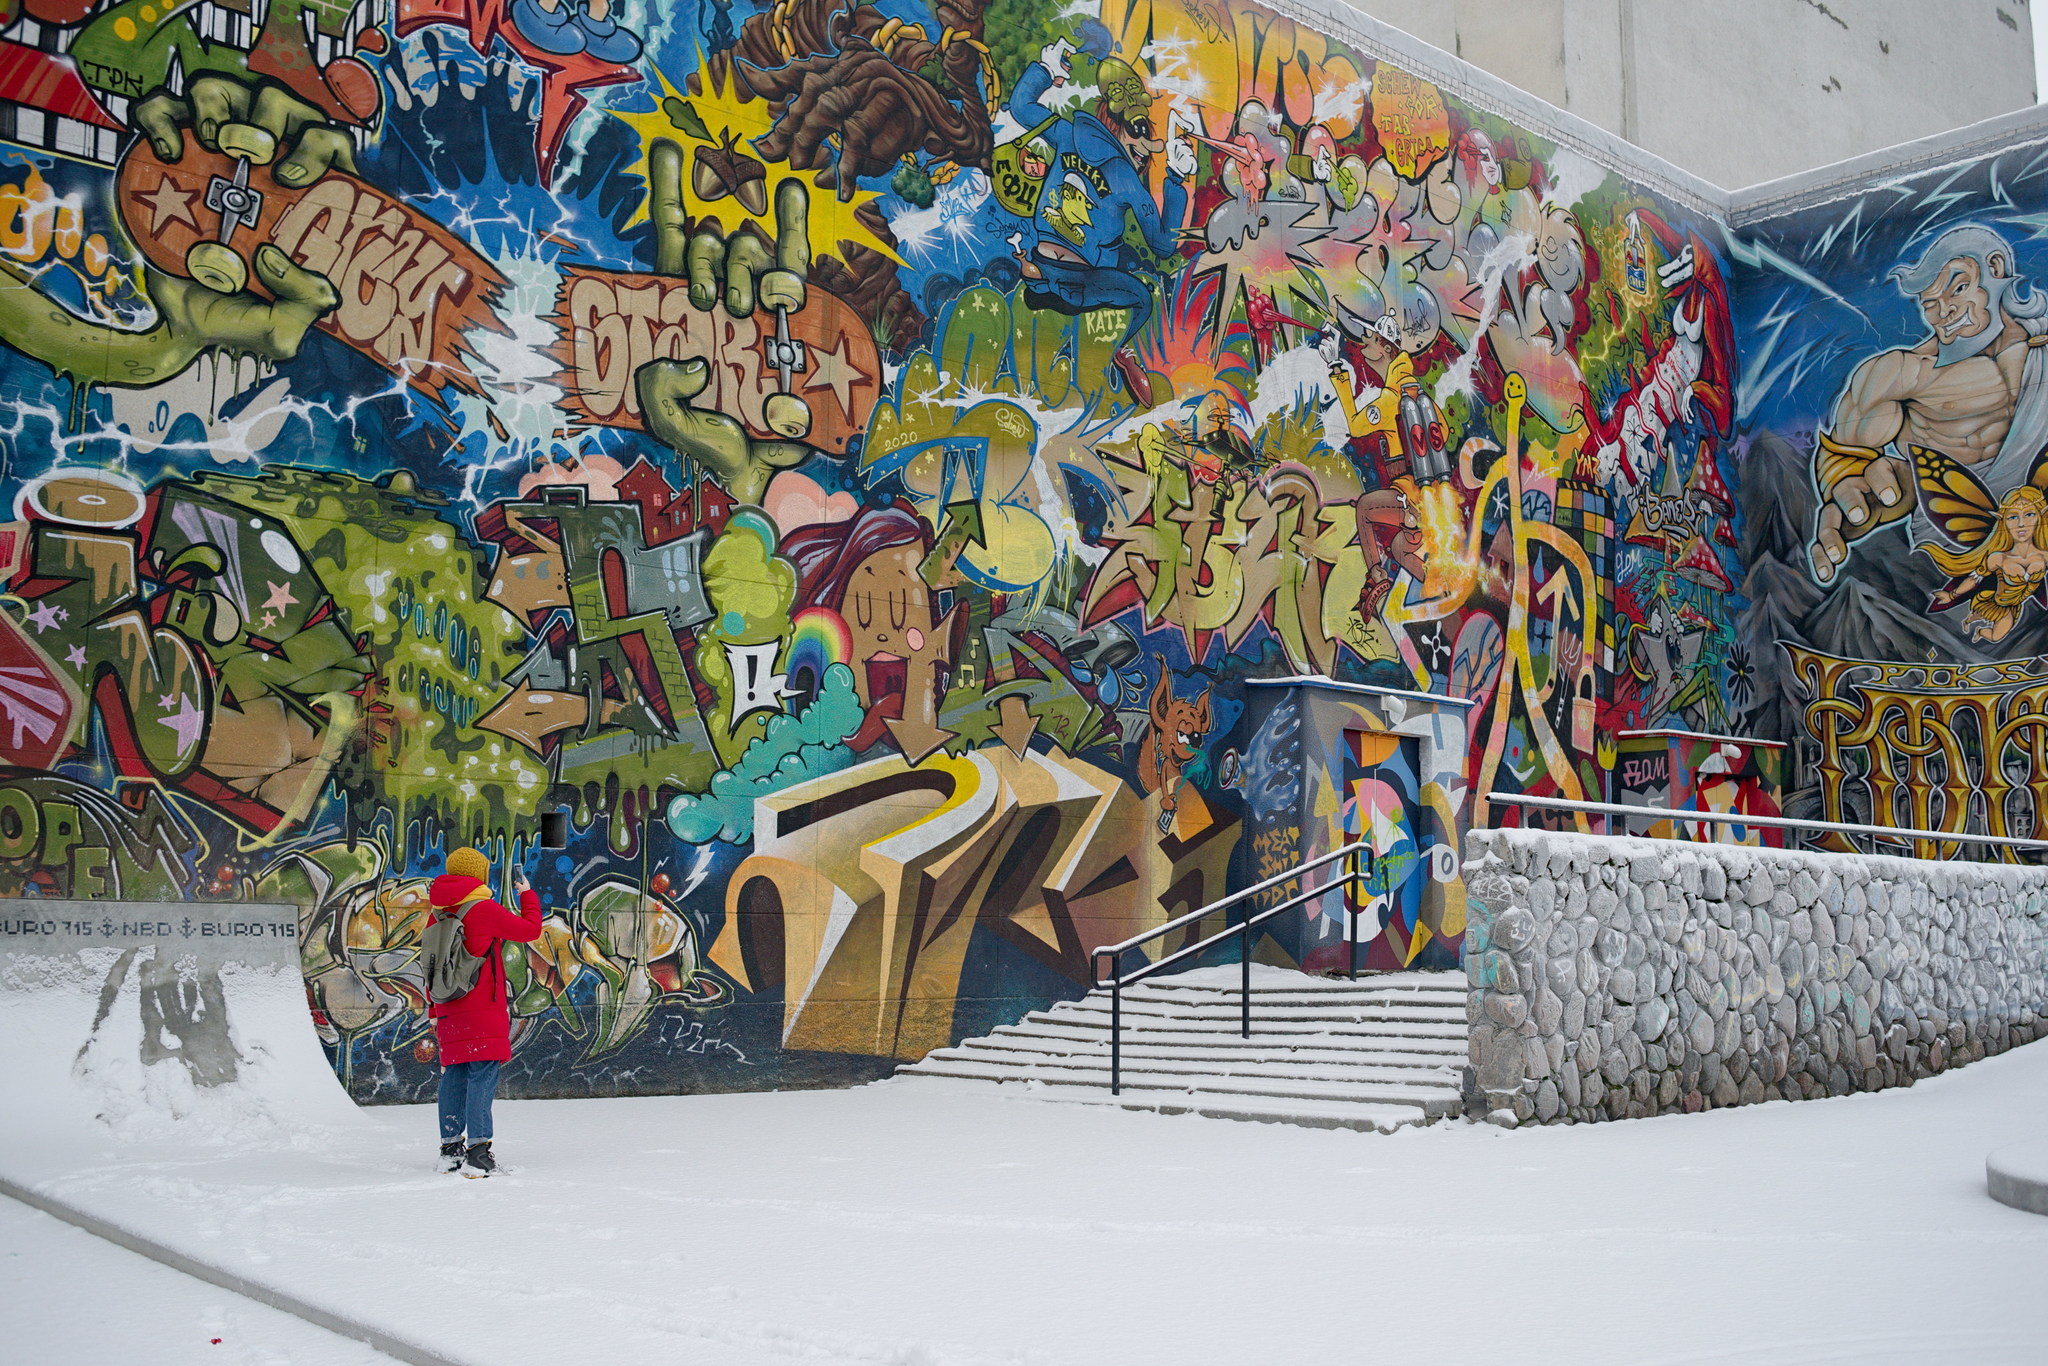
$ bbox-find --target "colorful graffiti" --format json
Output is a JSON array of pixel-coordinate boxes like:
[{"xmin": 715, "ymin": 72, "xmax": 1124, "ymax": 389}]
[
  {"xmin": 1610, "ymin": 728, "xmax": 1784, "ymax": 847},
  {"xmin": 0, "ymin": 0, "xmax": 1754, "ymax": 1097},
  {"xmin": 1734, "ymin": 140, "xmax": 2048, "ymax": 859}
]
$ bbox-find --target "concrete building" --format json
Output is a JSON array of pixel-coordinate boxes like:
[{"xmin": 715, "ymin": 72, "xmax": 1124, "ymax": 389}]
[{"xmin": 1344, "ymin": 0, "xmax": 2038, "ymax": 186}]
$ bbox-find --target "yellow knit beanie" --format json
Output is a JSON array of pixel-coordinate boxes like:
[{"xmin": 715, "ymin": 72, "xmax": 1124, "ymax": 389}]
[{"xmin": 445, "ymin": 846, "xmax": 490, "ymax": 882}]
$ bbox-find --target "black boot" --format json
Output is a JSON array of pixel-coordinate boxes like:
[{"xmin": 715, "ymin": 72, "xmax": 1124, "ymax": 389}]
[
  {"xmin": 461, "ymin": 1140, "xmax": 497, "ymax": 1178},
  {"xmin": 439, "ymin": 1139, "xmax": 465, "ymax": 1173}
]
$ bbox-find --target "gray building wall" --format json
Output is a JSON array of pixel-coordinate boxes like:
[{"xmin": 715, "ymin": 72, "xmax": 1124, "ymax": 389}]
[{"xmin": 1343, "ymin": 0, "xmax": 2037, "ymax": 189}]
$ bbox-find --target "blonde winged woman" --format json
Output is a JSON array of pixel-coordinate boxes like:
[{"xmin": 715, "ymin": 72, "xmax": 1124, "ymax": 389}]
[{"xmin": 1928, "ymin": 485, "xmax": 2048, "ymax": 643}]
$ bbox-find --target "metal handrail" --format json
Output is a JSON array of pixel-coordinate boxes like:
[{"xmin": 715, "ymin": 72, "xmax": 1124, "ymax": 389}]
[
  {"xmin": 1487, "ymin": 792, "xmax": 2048, "ymax": 856},
  {"xmin": 1087, "ymin": 840, "xmax": 1370, "ymax": 1095},
  {"xmin": 1092, "ymin": 840, "xmax": 1370, "ymax": 957}
]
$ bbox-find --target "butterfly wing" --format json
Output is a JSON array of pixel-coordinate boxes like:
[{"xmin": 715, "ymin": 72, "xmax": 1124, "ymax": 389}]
[{"xmin": 1911, "ymin": 445, "xmax": 1998, "ymax": 548}]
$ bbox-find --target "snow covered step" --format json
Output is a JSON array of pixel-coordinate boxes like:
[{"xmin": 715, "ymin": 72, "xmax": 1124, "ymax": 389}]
[
  {"xmin": 972, "ymin": 1033, "xmax": 1464, "ymax": 1070},
  {"xmin": 895, "ymin": 1074, "xmax": 1433, "ymax": 1133},
  {"xmin": 1051, "ymin": 990, "xmax": 1465, "ymax": 1014},
  {"xmin": 1011, "ymin": 1011, "xmax": 1474, "ymax": 1040},
  {"xmin": 1135, "ymin": 979, "xmax": 1465, "ymax": 992},
  {"xmin": 912, "ymin": 1047, "xmax": 1461, "ymax": 1090},
  {"xmin": 1127, "ymin": 982, "xmax": 1466, "ymax": 1002},
  {"xmin": 911, "ymin": 1064, "xmax": 1460, "ymax": 1106},
  {"xmin": 895, "ymin": 967, "xmax": 1472, "ymax": 1133},
  {"xmin": 902, "ymin": 1056, "xmax": 1464, "ymax": 1116},
  {"xmin": 1124, "ymin": 1001, "xmax": 1466, "ymax": 1020},
  {"xmin": 1134, "ymin": 966, "xmax": 1462, "ymax": 993},
  {"xmin": 922, "ymin": 1043, "xmax": 1461, "ymax": 1091},
  {"xmin": 1021, "ymin": 1010, "xmax": 1468, "ymax": 1041},
  {"xmin": 1125, "ymin": 975, "xmax": 1465, "ymax": 993},
  {"xmin": 987, "ymin": 1024, "xmax": 1469, "ymax": 1063},
  {"xmin": 1074, "ymin": 986, "xmax": 1467, "ymax": 1008},
  {"xmin": 1131, "ymin": 981, "xmax": 1463, "ymax": 997},
  {"xmin": 1056, "ymin": 1002, "xmax": 1467, "ymax": 1027}
]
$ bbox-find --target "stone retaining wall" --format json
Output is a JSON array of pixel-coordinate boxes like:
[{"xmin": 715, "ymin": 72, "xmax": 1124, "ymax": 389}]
[{"xmin": 1460, "ymin": 829, "xmax": 2048, "ymax": 1126}]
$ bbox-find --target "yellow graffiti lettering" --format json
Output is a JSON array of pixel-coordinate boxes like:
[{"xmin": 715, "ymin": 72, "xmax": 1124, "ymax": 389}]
[{"xmin": 1790, "ymin": 650, "xmax": 2048, "ymax": 860}]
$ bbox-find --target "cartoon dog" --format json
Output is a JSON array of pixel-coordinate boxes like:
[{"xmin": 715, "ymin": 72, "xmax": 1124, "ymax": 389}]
[{"xmin": 1137, "ymin": 663, "xmax": 1213, "ymax": 833}]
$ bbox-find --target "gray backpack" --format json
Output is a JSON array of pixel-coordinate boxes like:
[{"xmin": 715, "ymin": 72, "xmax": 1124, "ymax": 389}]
[{"xmin": 420, "ymin": 887, "xmax": 492, "ymax": 1005}]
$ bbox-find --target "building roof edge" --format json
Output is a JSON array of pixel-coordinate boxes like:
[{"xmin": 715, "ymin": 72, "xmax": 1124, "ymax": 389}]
[
  {"xmin": 1267, "ymin": 0, "xmax": 1734, "ymax": 216},
  {"xmin": 1728, "ymin": 102, "xmax": 2048, "ymax": 226}
]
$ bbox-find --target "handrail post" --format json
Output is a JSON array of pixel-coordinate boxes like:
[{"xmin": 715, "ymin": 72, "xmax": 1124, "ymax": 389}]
[
  {"xmin": 1346, "ymin": 849, "xmax": 1360, "ymax": 981},
  {"xmin": 1111, "ymin": 965, "xmax": 1122, "ymax": 1096},
  {"xmin": 1240, "ymin": 910, "xmax": 1251, "ymax": 1038},
  {"xmin": 1085, "ymin": 838, "xmax": 1375, "ymax": 1096}
]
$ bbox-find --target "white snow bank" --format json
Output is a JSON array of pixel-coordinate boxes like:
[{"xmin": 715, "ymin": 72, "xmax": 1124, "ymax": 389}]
[{"xmin": 1, "ymin": 947, "xmax": 362, "ymax": 1151}]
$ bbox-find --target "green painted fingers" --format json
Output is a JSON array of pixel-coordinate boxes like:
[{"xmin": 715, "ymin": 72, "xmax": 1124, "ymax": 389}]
[
  {"xmin": 0, "ymin": 76, "xmax": 352, "ymax": 388},
  {"xmin": 134, "ymin": 76, "xmax": 359, "ymax": 188},
  {"xmin": 636, "ymin": 147, "xmax": 817, "ymax": 505}
]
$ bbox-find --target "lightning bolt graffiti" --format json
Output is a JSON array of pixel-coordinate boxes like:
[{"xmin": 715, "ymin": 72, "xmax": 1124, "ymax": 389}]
[{"xmin": 398, "ymin": 0, "xmax": 642, "ymax": 182}]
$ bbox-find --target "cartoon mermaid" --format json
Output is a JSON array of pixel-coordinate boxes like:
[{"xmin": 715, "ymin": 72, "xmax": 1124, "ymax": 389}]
[{"xmin": 1928, "ymin": 485, "xmax": 2048, "ymax": 643}]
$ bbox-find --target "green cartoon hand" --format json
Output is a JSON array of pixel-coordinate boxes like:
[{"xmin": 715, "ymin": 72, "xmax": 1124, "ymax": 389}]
[
  {"xmin": 134, "ymin": 74, "xmax": 359, "ymax": 188},
  {"xmin": 0, "ymin": 76, "xmax": 348, "ymax": 387},
  {"xmin": 633, "ymin": 139, "xmax": 816, "ymax": 506}
]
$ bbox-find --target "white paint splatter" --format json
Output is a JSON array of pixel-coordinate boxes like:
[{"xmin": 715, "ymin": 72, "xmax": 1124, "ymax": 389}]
[
  {"xmin": 1542, "ymin": 147, "xmax": 1609, "ymax": 213},
  {"xmin": 1435, "ymin": 231, "xmax": 1534, "ymax": 406}
]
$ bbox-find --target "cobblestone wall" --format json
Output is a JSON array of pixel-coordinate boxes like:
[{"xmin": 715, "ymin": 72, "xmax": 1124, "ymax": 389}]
[{"xmin": 1460, "ymin": 829, "xmax": 2048, "ymax": 1125}]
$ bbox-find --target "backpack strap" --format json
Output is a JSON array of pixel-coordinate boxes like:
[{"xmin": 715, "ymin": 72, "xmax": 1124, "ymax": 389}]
[
  {"xmin": 439, "ymin": 883, "xmax": 493, "ymax": 923},
  {"xmin": 454, "ymin": 884, "xmax": 505, "ymax": 1000}
]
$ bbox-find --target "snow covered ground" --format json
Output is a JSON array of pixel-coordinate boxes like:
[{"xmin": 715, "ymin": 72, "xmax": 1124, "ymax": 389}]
[
  {"xmin": 0, "ymin": 1197, "xmax": 395, "ymax": 1366},
  {"xmin": 8, "ymin": 1031, "xmax": 2048, "ymax": 1365}
]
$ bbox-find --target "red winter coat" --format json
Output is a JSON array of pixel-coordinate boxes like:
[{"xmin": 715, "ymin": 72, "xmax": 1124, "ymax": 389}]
[{"xmin": 426, "ymin": 874, "xmax": 543, "ymax": 1065}]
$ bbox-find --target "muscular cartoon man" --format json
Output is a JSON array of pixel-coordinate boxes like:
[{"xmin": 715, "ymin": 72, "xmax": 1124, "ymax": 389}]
[
  {"xmin": 1008, "ymin": 41, "xmax": 1195, "ymax": 407},
  {"xmin": 1810, "ymin": 223, "xmax": 2048, "ymax": 582}
]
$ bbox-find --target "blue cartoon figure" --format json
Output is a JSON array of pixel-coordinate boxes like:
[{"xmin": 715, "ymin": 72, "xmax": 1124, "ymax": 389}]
[
  {"xmin": 511, "ymin": 0, "xmax": 645, "ymax": 63},
  {"xmin": 1004, "ymin": 39, "xmax": 1196, "ymax": 408}
]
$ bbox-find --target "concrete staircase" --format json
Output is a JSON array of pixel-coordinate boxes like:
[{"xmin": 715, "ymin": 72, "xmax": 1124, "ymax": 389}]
[{"xmin": 894, "ymin": 964, "xmax": 1470, "ymax": 1133}]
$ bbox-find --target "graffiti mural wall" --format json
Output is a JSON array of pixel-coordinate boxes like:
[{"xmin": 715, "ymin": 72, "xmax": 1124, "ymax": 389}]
[
  {"xmin": 1732, "ymin": 137, "xmax": 2048, "ymax": 858},
  {"xmin": 0, "ymin": 0, "xmax": 1748, "ymax": 1098}
]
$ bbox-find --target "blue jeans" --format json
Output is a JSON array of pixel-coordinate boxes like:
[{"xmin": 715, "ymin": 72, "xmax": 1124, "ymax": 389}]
[{"xmin": 437, "ymin": 1060, "xmax": 500, "ymax": 1143}]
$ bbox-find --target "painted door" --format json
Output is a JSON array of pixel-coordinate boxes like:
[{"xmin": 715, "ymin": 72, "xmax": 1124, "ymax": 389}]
[{"xmin": 1341, "ymin": 729, "xmax": 1428, "ymax": 966}]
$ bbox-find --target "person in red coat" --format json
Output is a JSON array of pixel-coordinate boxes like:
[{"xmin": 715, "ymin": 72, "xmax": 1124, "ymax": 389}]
[{"xmin": 430, "ymin": 845, "xmax": 543, "ymax": 1177}]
